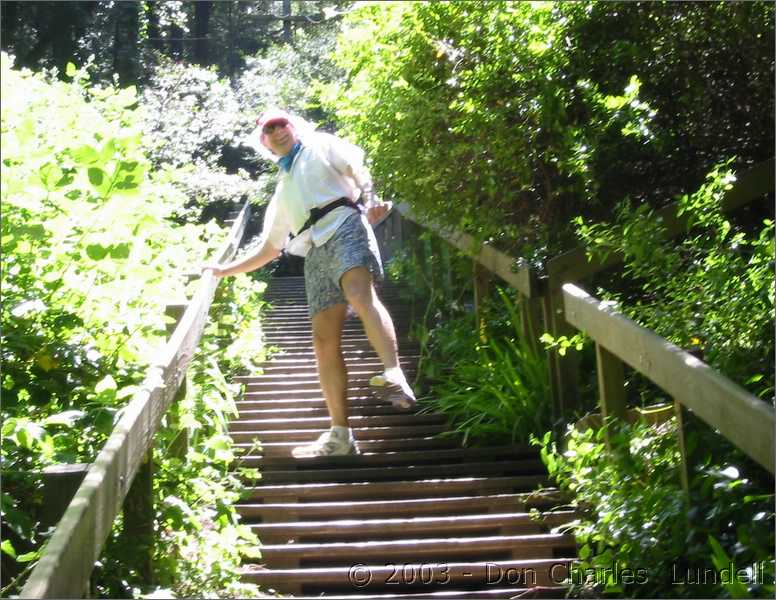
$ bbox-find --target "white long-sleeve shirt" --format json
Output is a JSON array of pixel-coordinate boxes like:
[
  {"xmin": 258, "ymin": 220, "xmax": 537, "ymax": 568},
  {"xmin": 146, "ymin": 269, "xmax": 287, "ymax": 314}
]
[{"xmin": 260, "ymin": 132, "xmax": 376, "ymax": 256}]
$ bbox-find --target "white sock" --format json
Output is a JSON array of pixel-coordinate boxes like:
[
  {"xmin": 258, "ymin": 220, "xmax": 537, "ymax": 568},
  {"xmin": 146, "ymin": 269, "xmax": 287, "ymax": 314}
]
[
  {"xmin": 331, "ymin": 425, "xmax": 351, "ymax": 439},
  {"xmin": 384, "ymin": 366, "xmax": 406, "ymax": 382}
]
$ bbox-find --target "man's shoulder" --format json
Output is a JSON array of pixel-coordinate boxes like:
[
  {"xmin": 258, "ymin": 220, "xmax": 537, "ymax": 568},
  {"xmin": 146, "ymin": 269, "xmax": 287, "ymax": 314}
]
[{"xmin": 304, "ymin": 130, "xmax": 342, "ymax": 149}]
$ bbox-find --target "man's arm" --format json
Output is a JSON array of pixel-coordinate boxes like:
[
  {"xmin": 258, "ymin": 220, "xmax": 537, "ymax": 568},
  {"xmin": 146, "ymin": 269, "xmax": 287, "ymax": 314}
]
[
  {"xmin": 204, "ymin": 240, "xmax": 282, "ymax": 278},
  {"xmin": 343, "ymin": 164, "xmax": 392, "ymax": 224}
]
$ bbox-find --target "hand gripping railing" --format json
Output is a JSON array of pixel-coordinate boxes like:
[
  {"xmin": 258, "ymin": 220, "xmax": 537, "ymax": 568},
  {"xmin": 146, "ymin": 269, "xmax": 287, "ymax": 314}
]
[{"xmin": 20, "ymin": 202, "xmax": 251, "ymax": 599}]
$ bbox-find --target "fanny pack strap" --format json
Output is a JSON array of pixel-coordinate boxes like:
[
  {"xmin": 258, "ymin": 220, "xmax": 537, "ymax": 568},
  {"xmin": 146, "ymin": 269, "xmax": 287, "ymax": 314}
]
[{"xmin": 298, "ymin": 197, "xmax": 360, "ymax": 234}]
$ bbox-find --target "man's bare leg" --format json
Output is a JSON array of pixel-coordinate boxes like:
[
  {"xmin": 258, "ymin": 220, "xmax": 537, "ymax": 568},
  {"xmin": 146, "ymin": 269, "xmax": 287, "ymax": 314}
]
[
  {"xmin": 311, "ymin": 302, "xmax": 349, "ymax": 427},
  {"xmin": 340, "ymin": 267, "xmax": 415, "ymax": 408},
  {"xmin": 339, "ymin": 267, "xmax": 399, "ymax": 369}
]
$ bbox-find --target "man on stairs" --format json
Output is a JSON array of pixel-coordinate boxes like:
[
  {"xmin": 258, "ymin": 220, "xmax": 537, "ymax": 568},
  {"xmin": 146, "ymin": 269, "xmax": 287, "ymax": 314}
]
[{"xmin": 204, "ymin": 109, "xmax": 416, "ymax": 458}]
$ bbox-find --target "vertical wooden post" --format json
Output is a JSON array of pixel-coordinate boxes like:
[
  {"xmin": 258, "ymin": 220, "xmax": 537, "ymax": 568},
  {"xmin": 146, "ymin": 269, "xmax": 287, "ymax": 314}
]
[
  {"xmin": 519, "ymin": 296, "xmax": 543, "ymax": 354},
  {"xmin": 121, "ymin": 450, "xmax": 154, "ymax": 582},
  {"xmin": 473, "ymin": 261, "xmax": 490, "ymax": 342},
  {"xmin": 120, "ymin": 302, "xmax": 187, "ymax": 582},
  {"xmin": 165, "ymin": 303, "xmax": 189, "ymax": 459},
  {"xmin": 41, "ymin": 464, "xmax": 89, "ymax": 529},
  {"xmin": 673, "ymin": 399, "xmax": 690, "ymax": 493},
  {"xmin": 440, "ymin": 241, "xmax": 453, "ymax": 302},
  {"xmin": 541, "ymin": 288, "xmax": 579, "ymax": 422},
  {"xmin": 595, "ymin": 343, "xmax": 627, "ymax": 448}
]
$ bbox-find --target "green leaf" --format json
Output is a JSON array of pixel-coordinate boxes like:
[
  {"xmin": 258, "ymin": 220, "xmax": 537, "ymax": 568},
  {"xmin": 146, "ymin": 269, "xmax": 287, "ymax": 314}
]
[
  {"xmin": 1, "ymin": 539, "xmax": 16, "ymax": 559},
  {"xmin": 87, "ymin": 167, "xmax": 105, "ymax": 188},
  {"xmin": 44, "ymin": 410, "xmax": 86, "ymax": 427},
  {"xmin": 72, "ymin": 145, "xmax": 100, "ymax": 165},
  {"xmin": 95, "ymin": 374, "xmax": 117, "ymax": 395},
  {"xmin": 16, "ymin": 550, "xmax": 40, "ymax": 563},
  {"xmin": 86, "ymin": 244, "xmax": 109, "ymax": 260},
  {"xmin": 108, "ymin": 243, "xmax": 131, "ymax": 259},
  {"xmin": 65, "ymin": 62, "xmax": 77, "ymax": 77}
]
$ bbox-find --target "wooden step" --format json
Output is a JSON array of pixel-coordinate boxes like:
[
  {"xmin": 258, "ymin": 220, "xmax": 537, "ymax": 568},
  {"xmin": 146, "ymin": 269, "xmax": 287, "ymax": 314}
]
[
  {"xmin": 229, "ymin": 424, "xmax": 447, "ymax": 443},
  {"xmin": 229, "ymin": 414, "xmax": 445, "ymax": 432},
  {"xmin": 235, "ymin": 491, "xmax": 566, "ymax": 520},
  {"xmin": 235, "ymin": 436, "xmax": 461, "ymax": 457},
  {"xmin": 240, "ymin": 387, "xmax": 383, "ymax": 400},
  {"xmin": 241, "ymin": 475, "xmax": 550, "ymax": 502},
  {"xmin": 248, "ymin": 445, "xmax": 539, "ymax": 468},
  {"xmin": 233, "ymin": 404, "xmax": 410, "ymax": 417},
  {"xmin": 256, "ymin": 533, "xmax": 576, "ymax": 568},
  {"xmin": 250, "ymin": 511, "xmax": 577, "ymax": 543},
  {"xmin": 233, "ymin": 397, "xmax": 414, "ymax": 412},
  {"xmin": 257, "ymin": 459, "xmax": 544, "ymax": 484},
  {"xmin": 240, "ymin": 558, "xmax": 574, "ymax": 592}
]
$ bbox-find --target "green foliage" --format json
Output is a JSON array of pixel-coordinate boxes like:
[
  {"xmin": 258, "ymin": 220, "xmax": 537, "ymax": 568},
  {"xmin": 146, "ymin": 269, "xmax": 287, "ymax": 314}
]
[
  {"xmin": 0, "ymin": 53, "xmax": 265, "ymax": 597},
  {"xmin": 418, "ymin": 288, "xmax": 551, "ymax": 445},
  {"xmin": 536, "ymin": 422, "xmax": 775, "ymax": 598},
  {"xmin": 325, "ymin": 1, "xmax": 773, "ymax": 258},
  {"xmin": 575, "ymin": 162, "xmax": 775, "ymax": 400},
  {"xmin": 235, "ymin": 26, "xmax": 343, "ymax": 123},
  {"xmin": 141, "ymin": 57, "xmax": 242, "ymax": 169},
  {"xmin": 139, "ymin": 58, "xmax": 260, "ymax": 221}
]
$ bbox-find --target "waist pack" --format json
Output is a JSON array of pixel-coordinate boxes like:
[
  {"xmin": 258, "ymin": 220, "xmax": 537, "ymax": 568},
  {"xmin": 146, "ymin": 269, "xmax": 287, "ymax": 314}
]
[
  {"xmin": 298, "ymin": 197, "xmax": 361, "ymax": 234},
  {"xmin": 286, "ymin": 197, "xmax": 361, "ymax": 257}
]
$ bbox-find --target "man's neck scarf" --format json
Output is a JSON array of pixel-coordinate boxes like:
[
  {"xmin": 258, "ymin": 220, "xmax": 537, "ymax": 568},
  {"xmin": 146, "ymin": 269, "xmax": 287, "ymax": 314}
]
[{"xmin": 278, "ymin": 142, "xmax": 302, "ymax": 172}]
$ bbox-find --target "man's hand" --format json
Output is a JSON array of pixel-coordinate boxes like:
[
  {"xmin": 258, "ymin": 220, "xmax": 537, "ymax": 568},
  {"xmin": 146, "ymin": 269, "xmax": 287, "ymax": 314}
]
[
  {"xmin": 366, "ymin": 201, "xmax": 393, "ymax": 225},
  {"xmin": 202, "ymin": 263, "xmax": 229, "ymax": 278}
]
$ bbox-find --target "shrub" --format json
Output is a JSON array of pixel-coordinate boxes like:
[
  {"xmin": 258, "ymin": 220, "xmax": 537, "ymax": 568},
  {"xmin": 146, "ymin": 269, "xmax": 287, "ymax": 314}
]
[
  {"xmin": 0, "ymin": 52, "xmax": 265, "ymax": 597},
  {"xmin": 325, "ymin": 1, "xmax": 773, "ymax": 258},
  {"xmin": 536, "ymin": 421, "xmax": 775, "ymax": 598},
  {"xmin": 417, "ymin": 288, "xmax": 552, "ymax": 445}
]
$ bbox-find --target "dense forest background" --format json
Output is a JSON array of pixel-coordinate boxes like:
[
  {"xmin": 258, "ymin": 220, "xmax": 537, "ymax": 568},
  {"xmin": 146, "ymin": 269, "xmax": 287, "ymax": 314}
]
[{"xmin": 1, "ymin": 1, "xmax": 774, "ymax": 598}]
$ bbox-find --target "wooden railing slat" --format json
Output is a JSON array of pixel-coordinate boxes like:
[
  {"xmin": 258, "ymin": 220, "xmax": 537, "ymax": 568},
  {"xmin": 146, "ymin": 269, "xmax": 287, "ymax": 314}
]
[
  {"xmin": 395, "ymin": 203, "xmax": 538, "ymax": 298},
  {"xmin": 546, "ymin": 158, "xmax": 775, "ymax": 288},
  {"xmin": 21, "ymin": 202, "xmax": 251, "ymax": 599},
  {"xmin": 562, "ymin": 283, "xmax": 775, "ymax": 473}
]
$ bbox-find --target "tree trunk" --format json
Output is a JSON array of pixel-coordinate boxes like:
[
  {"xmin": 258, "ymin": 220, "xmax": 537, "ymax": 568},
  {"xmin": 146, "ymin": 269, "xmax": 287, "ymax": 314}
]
[
  {"xmin": 112, "ymin": 1, "xmax": 139, "ymax": 84},
  {"xmin": 193, "ymin": 0, "xmax": 212, "ymax": 65},
  {"xmin": 282, "ymin": 0, "xmax": 292, "ymax": 43},
  {"xmin": 144, "ymin": 1, "xmax": 164, "ymax": 52}
]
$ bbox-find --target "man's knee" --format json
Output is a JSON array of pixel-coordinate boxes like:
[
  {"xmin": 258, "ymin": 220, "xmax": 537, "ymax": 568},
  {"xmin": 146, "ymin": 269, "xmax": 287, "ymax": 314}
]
[
  {"xmin": 313, "ymin": 327, "xmax": 342, "ymax": 354},
  {"xmin": 341, "ymin": 267, "xmax": 375, "ymax": 314},
  {"xmin": 311, "ymin": 305, "xmax": 346, "ymax": 355}
]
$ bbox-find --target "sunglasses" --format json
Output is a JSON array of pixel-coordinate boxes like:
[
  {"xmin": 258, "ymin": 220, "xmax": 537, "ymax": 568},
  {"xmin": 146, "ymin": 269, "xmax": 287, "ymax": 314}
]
[{"xmin": 262, "ymin": 120, "xmax": 289, "ymax": 135}]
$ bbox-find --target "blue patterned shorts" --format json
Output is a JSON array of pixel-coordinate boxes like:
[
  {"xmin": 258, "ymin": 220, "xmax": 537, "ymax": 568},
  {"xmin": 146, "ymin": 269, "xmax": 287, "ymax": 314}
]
[{"xmin": 304, "ymin": 211, "xmax": 384, "ymax": 317}]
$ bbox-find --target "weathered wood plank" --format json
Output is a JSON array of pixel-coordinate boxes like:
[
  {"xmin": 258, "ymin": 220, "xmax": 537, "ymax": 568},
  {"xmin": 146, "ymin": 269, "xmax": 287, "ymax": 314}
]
[
  {"xmin": 395, "ymin": 204, "xmax": 538, "ymax": 298},
  {"xmin": 547, "ymin": 158, "xmax": 774, "ymax": 288},
  {"xmin": 562, "ymin": 283, "xmax": 775, "ymax": 473},
  {"xmin": 473, "ymin": 261, "xmax": 491, "ymax": 341},
  {"xmin": 541, "ymin": 290, "xmax": 579, "ymax": 420},
  {"xmin": 595, "ymin": 344, "xmax": 627, "ymax": 422},
  {"xmin": 20, "ymin": 202, "xmax": 250, "ymax": 599}
]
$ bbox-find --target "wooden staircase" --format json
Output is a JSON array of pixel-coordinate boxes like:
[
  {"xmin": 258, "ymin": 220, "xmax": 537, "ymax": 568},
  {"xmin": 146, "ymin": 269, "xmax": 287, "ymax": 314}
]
[{"xmin": 231, "ymin": 276, "xmax": 576, "ymax": 598}]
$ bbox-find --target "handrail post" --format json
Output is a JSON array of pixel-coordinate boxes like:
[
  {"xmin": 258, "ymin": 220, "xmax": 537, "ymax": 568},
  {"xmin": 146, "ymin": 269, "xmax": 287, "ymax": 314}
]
[
  {"xmin": 542, "ymin": 287, "xmax": 579, "ymax": 422},
  {"xmin": 519, "ymin": 295, "xmax": 543, "ymax": 354},
  {"xmin": 595, "ymin": 343, "xmax": 627, "ymax": 448},
  {"xmin": 673, "ymin": 399, "xmax": 691, "ymax": 493},
  {"xmin": 165, "ymin": 303, "xmax": 190, "ymax": 459},
  {"xmin": 41, "ymin": 464, "xmax": 89, "ymax": 530},
  {"xmin": 121, "ymin": 450, "xmax": 154, "ymax": 582},
  {"xmin": 473, "ymin": 261, "xmax": 490, "ymax": 341},
  {"xmin": 118, "ymin": 302, "xmax": 187, "ymax": 583}
]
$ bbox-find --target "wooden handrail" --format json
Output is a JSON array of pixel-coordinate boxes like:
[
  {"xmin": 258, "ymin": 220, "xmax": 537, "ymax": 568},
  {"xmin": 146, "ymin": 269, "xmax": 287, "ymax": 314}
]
[
  {"xmin": 395, "ymin": 203, "xmax": 539, "ymax": 298},
  {"xmin": 20, "ymin": 202, "xmax": 251, "ymax": 599},
  {"xmin": 546, "ymin": 158, "xmax": 775, "ymax": 289},
  {"xmin": 390, "ymin": 158, "xmax": 774, "ymax": 465},
  {"xmin": 562, "ymin": 283, "xmax": 774, "ymax": 473}
]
